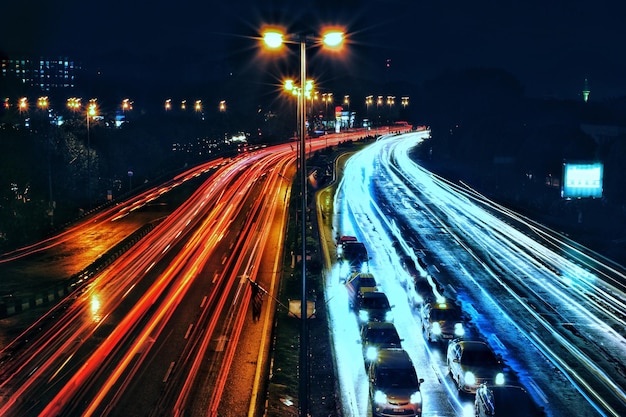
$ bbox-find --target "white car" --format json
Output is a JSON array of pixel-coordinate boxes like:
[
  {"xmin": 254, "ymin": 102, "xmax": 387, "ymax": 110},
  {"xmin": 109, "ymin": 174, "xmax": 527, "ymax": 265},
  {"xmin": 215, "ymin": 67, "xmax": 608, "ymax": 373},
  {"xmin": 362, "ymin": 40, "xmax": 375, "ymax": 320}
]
[{"xmin": 446, "ymin": 339, "xmax": 505, "ymax": 393}]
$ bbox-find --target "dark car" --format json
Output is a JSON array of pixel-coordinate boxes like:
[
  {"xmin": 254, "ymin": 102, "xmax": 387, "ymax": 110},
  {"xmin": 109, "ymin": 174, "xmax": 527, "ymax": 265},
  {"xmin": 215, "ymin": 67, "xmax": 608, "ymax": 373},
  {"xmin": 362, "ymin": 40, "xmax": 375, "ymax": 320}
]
[
  {"xmin": 447, "ymin": 339, "xmax": 505, "ymax": 393},
  {"xmin": 475, "ymin": 384, "xmax": 545, "ymax": 417},
  {"xmin": 357, "ymin": 292, "xmax": 393, "ymax": 325},
  {"xmin": 420, "ymin": 302, "xmax": 466, "ymax": 343},
  {"xmin": 340, "ymin": 241, "xmax": 369, "ymax": 268},
  {"xmin": 345, "ymin": 272, "xmax": 378, "ymax": 309},
  {"xmin": 360, "ymin": 321, "xmax": 402, "ymax": 366},
  {"xmin": 368, "ymin": 348, "xmax": 424, "ymax": 417}
]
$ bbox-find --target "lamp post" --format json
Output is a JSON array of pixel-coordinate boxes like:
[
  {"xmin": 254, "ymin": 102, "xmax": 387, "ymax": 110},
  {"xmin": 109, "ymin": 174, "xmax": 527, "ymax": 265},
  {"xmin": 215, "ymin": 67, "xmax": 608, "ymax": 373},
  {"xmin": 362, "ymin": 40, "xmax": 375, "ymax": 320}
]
[
  {"xmin": 343, "ymin": 95, "xmax": 350, "ymax": 129},
  {"xmin": 86, "ymin": 99, "xmax": 97, "ymax": 206},
  {"xmin": 322, "ymin": 92, "xmax": 333, "ymax": 128},
  {"xmin": 263, "ymin": 27, "xmax": 344, "ymax": 417},
  {"xmin": 38, "ymin": 96, "xmax": 54, "ymax": 225}
]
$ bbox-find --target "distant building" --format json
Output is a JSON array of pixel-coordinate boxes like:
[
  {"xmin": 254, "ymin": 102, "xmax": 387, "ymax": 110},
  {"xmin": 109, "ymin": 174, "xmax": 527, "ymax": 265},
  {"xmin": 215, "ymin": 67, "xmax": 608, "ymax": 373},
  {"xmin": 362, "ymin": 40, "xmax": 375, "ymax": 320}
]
[
  {"xmin": 1, "ymin": 57, "xmax": 80, "ymax": 91},
  {"xmin": 582, "ymin": 78, "xmax": 590, "ymax": 102}
]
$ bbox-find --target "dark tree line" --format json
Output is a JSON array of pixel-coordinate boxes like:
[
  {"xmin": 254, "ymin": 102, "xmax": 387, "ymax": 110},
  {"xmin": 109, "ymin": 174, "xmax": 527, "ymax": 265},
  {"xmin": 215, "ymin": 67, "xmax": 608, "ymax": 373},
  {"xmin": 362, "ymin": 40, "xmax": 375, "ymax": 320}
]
[{"xmin": 2, "ymin": 66, "xmax": 626, "ymax": 255}]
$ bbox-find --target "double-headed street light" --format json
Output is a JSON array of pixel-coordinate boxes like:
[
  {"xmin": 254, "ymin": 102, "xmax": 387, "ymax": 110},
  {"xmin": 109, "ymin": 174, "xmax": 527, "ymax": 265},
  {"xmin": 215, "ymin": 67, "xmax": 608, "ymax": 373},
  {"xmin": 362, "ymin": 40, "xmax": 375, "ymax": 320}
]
[
  {"xmin": 86, "ymin": 99, "xmax": 98, "ymax": 205},
  {"xmin": 322, "ymin": 92, "xmax": 333, "ymax": 124},
  {"xmin": 38, "ymin": 97, "xmax": 54, "ymax": 224},
  {"xmin": 263, "ymin": 26, "xmax": 344, "ymax": 417}
]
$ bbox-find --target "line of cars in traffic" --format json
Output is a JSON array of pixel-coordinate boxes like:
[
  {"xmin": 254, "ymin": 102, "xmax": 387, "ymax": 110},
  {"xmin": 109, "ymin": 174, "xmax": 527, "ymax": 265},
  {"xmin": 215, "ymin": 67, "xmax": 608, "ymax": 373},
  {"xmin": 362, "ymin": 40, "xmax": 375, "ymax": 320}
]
[
  {"xmin": 395, "ymin": 244, "xmax": 547, "ymax": 417},
  {"xmin": 338, "ymin": 236, "xmax": 425, "ymax": 417},
  {"xmin": 336, "ymin": 235, "xmax": 545, "ymax": 417}
]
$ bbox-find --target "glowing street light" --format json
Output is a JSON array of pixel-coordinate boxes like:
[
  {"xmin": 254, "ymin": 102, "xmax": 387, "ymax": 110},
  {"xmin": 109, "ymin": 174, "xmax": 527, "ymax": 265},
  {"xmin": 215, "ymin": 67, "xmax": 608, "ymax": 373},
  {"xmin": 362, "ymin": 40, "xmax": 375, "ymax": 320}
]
[
  {"xmin": 262, "ymin": 25, "xmax": 345, "ymax": 417},
  {"xmin": 165, "ymin": 99, "xmax": 172, "ymax": 111},
  {"xmin": 219, "ymin": 100, "xmax": 226, "ymax": 112},
  {"xmin": 322, "ymin": 92, "xmax": 333, "ymax": 121},
  {"xmin": 181, "ymin": 100, "xmax": 187, "ymax": 110},
  {"xmin": 121, "ymin": 98, "xmax": 132, "ymax": 111},
  {"xmin": 305, "ymin": 80, "xmax": 314, "ymax": 99},
  {"xmin": 37, "ymin": 96, "xmax": 49, "ymax": 110},
  {"xmin": 401, "ymin": 96, "xmax": 409, "ymax": 108},
  {"xmin": 86, "ymin": 99, "xmax": 98, "ymax": 205},
  {"xmin": 67, "ymin": 97, "xmax": 81, "ymax": 112},
  {"xmin": 195, "ymin": 100, "xmax": 202, "ymax": 112},
  {"xmin": 19, "ymin": 97, "xmax": 28, "ymax": 113},
  {"xmin": 37, "ymin": 96, "xmax": 56, "ymax": 224},
  {"xmin": 284, "ymin": 78, "xmax": 295, "ymax": 93}
]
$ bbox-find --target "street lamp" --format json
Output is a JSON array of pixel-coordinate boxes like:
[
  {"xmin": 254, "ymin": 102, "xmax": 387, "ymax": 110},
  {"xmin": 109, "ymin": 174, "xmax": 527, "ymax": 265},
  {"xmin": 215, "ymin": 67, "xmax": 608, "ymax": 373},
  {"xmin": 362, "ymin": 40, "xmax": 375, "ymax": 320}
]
[
  {"xmin": 86, "ymin": 99, "xmax": 98, "ymax": 206},
  {"xmin": 67, "ymin": 97, "xmax": 81, "ymax": 113},
  {"xmin": 343, "ymin": 95, "xmax": 350, "ymax": 129},
  {"xmin": 121, "ymin": 98, "xmax": 132, "ymax": 112},
  {"xmin": 263, "ymin": 26, "xmax": 344, "ymax": 417},
  {"xmin": 38, "ymin": 96, "xmax": 54, "ymax": 224},
  {"xmin": 19, "ymin": 97, "xmax": 28, "ymax": 113},
  {"xmin": 322, "ymin": 92, "xmax": 333, "ymax": 127},
  {"xmin": 37, "ymin": 96, "xmax": 49, "ymax": 110}
]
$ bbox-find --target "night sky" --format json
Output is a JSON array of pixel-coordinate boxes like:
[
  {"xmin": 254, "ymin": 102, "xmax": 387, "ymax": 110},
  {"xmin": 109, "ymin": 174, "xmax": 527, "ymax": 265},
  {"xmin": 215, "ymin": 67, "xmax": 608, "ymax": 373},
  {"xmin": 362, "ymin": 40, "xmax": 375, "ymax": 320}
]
[{"xmin": 2, "ymin": 0, "xmax": 625, "ymax": 100}]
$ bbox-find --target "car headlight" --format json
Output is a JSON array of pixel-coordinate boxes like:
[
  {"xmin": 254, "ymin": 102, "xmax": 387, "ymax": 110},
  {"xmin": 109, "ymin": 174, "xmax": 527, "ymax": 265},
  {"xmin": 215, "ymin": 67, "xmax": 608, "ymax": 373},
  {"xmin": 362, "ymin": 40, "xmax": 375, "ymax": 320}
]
[
  {"xmin": 374, "ymin": 390, "xmax": 388, "ymax": 404},
  {"xmin": 385, "ymin": 311, "xmax": 394, "ymax": 322},
  {"xmin": 410, "ymin": 391, "xmax": 422, "ymax": 404},
  {"xmin": 454, "ymin": 323, "xmax": 465, "ymax": 336},
  {"xmin": 432, "ymin": 322, "xmax": 442, "ymax": 335},
  {"xmin": 464, "ymin": 371, "xmax": 476, "ymax": 386},
  {"xmin": 359, "ymin": 310, "xmax": 369, "ymax": 322},
  {"xmin": 365, "ymin": 346, "xmax": 378, "ymax": 361},
  {"xmin": 495, "ymin": 372, "xmax": 505, "ymax": 385}
]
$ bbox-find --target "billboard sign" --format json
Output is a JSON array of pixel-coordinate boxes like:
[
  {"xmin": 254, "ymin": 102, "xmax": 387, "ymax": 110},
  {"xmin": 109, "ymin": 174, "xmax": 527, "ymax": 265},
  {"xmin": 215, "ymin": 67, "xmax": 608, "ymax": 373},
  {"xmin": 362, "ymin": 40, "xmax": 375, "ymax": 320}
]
[{"xmin": 561, "ymin": 162, "xmax": 603, "ymax": 199}]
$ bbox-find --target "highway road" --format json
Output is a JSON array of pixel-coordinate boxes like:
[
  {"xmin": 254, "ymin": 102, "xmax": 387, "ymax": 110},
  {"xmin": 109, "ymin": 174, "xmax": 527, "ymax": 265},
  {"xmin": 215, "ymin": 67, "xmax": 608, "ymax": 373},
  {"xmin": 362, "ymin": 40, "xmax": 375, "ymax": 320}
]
[
  {"xmin": 0, "ymin": 146, "xmax": 295, "ymax": 416},
  {"xmin": 328, "ymin": 131, "xmax": 626, "ymax": 416}
]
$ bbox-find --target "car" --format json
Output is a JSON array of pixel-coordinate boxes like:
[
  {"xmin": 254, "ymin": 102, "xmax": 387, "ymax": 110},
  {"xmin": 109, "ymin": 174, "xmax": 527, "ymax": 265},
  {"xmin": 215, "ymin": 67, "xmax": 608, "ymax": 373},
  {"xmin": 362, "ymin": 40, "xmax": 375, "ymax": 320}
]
[
  {"xmin": 357, "ymin": 292, "xmax": 394, "ymax": 325},
  {"xmin": 446, "ymin": 339, "xmax": 505, "ymax": 393},
  {"xmin": 475, "ymin": 384, "xmax": 546, "ymax": 416},
  {"xmin": 360, "ymin": 321, "xmax": 403, "ymax": 366},
  {"xmin": 337, "ymin": 235, "xmax": 358, "ymax": 245},
  {"xmin": 340, "ymin": 241, "xmax": 369, "ymax": 267},
  {"xmin": 368, "ymin": 348, "xmax": 424, "ymax": 417},
  {"xmin": 345, "ymin": 272, "xmax": 378, "ymax": 309},
  {"xmin": 420, "ymin": 302, "xmax": 466, "ymax": 343}
]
